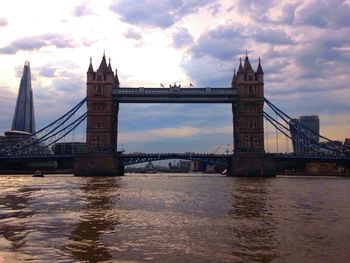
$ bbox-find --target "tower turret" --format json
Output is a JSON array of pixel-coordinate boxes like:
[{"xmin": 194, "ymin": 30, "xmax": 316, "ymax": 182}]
[
  {"xmin": 236, "ymin": 58, "xmax": 245, "ymax": 83},
  {"xmin": 231, "ymin": 69, "xmax": 236, "ymax": 87},
  {"xmin": 107, "ymin": 58, "xmax": 113, "ymax": 73},
  {"xmin": 87, "ymin": 57, "xmax": 95, "ymax": 82},
  {"xmin": 256, "ymin": 57, "xmax": 264, "ymax": 83},
  {"xmin": 115, "ymin": 68, "xmax": 120, "ymax": 87}
]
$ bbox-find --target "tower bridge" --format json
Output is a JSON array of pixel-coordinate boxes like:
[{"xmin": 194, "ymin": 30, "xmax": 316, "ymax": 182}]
[
  {"xmin": 72, "ymin": 53, "xmax": 270, "ymax": 176},
  {"xmin": 1, "ymin": 53, "xmax": 349, "ymax": 176}
]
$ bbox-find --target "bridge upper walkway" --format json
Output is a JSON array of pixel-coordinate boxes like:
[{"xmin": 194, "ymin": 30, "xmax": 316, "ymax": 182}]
[{"xmin": 112, "ymin": 87, "xmax": 239, "ymax": 103}]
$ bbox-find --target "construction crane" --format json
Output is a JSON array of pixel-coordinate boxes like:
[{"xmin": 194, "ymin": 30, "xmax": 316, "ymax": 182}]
[{"xmin": 213, "ymin": 145, "xmax": 222, "ymax": 154}]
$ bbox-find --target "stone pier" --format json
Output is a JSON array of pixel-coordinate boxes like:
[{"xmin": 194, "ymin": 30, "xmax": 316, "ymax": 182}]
[
  {"xmin": 74, "ymin": 152, "xmax": 124, "ymax": 176},
  {"xmin": 228, "ymin": 153, "xmax": 276, "ymax": 177}
]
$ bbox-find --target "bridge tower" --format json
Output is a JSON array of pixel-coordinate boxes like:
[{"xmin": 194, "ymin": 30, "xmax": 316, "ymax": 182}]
[
  {"xmin": 85, "ymin": 54, "xmax": 119, "ymax": 152},
  {"xmin": 75, "ymin": 54, "xmax": 124, "ymax": 176},
  {"xmin": 232, "ymin": 55, "xmax": 264, "ymax": 153},
  {"xmin": 230, "ymin": 55, "xmax": 276, "ymax": 176}
]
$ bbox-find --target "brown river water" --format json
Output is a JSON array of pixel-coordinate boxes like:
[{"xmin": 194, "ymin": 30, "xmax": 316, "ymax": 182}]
[{"xmin": 0, "ymin": 174, "xmax": 349, "ymax": 263}]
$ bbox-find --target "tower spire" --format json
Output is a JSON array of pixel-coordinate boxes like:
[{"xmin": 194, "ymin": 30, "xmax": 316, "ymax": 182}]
[
  {"xmin": 107, "ymin": 57, "xmax": 113, "ymax": 73},
  {"xmin": 243, "ymin": 52, "xmax": 253, "ymax": 73},
  {"xmin": 98, "ymin": 52, "xmax": 108, "ymax": 72},
  {"xmin": 237, "ymin": 58, "xmax": 244, "ymax": 74}
]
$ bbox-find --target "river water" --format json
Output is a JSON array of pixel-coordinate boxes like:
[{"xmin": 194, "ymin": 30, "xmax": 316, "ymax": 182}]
[{"xmin": 0, "ymin": 174, "xmax": 349, "ymax": 263}]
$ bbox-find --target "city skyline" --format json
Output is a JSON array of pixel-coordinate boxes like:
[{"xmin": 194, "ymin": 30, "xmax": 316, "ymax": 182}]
[{"xmin": 0, "ymin": 0, "xmax": 349, "ymax": 153}]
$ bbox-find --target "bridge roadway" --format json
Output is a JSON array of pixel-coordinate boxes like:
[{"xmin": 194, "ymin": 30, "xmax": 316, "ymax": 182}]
[
  {"xmin": 0, "ymin": 153, "xmax": 349, "ymax": 165},
  {"xmin": 112, "ymin": 87, "xmax": 239, "ymax": 103}
]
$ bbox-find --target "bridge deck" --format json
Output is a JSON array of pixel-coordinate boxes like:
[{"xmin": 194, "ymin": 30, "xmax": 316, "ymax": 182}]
[
  {"xmin": 112, "ymin": 87, "xmax": 239, "ymax": 103},
  {"xmin": 0, "ymin": 153, "xmax": 348, "ymax": 164},
  {"xmin": 120, "ymin": 152, "xmax": 230, "ymax": 165}
]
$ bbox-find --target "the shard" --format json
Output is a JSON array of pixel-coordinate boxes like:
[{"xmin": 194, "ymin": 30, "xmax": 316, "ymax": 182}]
[{"xmin": 11, "ymin": 61, "xmax": 35, "ymax": 134}]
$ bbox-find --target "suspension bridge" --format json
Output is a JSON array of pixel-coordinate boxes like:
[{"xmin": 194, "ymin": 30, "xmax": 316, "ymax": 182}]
[{"xmin": 0, "ymin": 54, "xmax": 349, "ymax": 176}]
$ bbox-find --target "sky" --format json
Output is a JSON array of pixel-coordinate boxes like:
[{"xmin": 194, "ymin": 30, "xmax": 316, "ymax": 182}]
[{"xmin": 0, "ymin": 0, "xmax": 349, "ymax": 154}]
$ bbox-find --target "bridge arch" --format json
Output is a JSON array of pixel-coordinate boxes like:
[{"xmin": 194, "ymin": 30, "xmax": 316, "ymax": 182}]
[{"xmin": 120, "ymin": 153, "xmax": 230, "ymax": 166}]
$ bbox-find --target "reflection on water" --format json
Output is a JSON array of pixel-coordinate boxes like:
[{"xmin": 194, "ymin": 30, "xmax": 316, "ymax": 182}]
[
  {"xmin": 0, "ymin": 186, "xmax": 38, "ymax": 250},
  {"xmin": 67, "ymin": 177, "xmax": 122, "ymax": 262},
  {"xmin": 228, "ymin": 178, "xmax": 278, "ymax": 262},
  {"xmin": 0, "ymin": 174, "xmax": 350, "ymax": 262}
]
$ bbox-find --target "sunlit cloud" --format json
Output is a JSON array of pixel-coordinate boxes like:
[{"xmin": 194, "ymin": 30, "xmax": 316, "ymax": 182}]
[
  {"xmin": 119, "ymin": 125, "xmax": 232, "ymax": 143},
  {"xmin": 0, "ymin": 34, "xmax": 85, "ymax": 54},
  {"xmin": 0, "ymin": 17, "xmax": 8, "ymax": 27},
  {"xmin": 72, "ymin": 2, "xmax": 93, "ymax": 17}
]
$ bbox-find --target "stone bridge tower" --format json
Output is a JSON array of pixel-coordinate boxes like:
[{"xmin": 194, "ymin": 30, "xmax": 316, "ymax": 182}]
[
  {"xmin": 75, "ymin": 54, "xmax": 123, "ymax": 176},
  {"xmin": 232, "ymin": 55, "xmax": 264, "ymax": 154},
  {"xmin": 230, "ymin": 54, "xmax": 276, "ymax": 176},
  {"xmin": 86, "ymin": 54, "xmax": 119, "ymax": 152}
]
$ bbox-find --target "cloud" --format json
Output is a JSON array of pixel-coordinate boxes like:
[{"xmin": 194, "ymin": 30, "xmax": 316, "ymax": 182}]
[
  {"xmin": 190, "ymin": 24, "xmax": 244, "ymax": 61},
  {"xmin": 254, "ymin": 28, "xmax": 293, "ymax": 45},
  {"xmin": 181, "ymin": 22, "xmax": 292, "ymax": 86},
  {"xmin": 119, "ymin": 124, "xmax": 232, "ymax": 143},
  {"xmin": 39, "ymin": 67, "xmax": 56, "ymax": 78},
  {"xmin": 208, "ymin": 2, "xmax": 222, "ymax": 16},
  {"xmin": 172, "ymin": 27, "xmax": 193, "ymax": 49},
  {"xmin": 235, "ymin": 0, "xmax": 277, "ymax": 22},
  {"xmin": 295, "ymin": 0, "xmax": 350, "ymax": 28},
  {"xmin": 124, "ymin": 28, "xmax": 142, "ymax": 40},
  {"xmin": 110, "ymin": 0, "xmax": 217, "ymax": 28},
  {"xmin": 279, "ymin": 2, "xmax": 299, "ymax": 24},
  {"xmin": 189, "ymin": 23, "xmax": 292, "ymax": 62},
  {"xmin": 293, "ymin": 28, "xmax": 350, "ymax": 78},
  {"xmin": 0, "ymin": 17, "xmax": 7, "ymax": 27},
  {"xmin": 73, "ymin": 2, "xmax": 93, "ymax": 17},
  {"xmin": 0, "ymin": 34, "xmax": 82, "ymax": 54}
]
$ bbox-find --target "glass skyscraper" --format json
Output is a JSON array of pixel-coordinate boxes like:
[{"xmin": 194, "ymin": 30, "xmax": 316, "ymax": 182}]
[
  {"xmin": 11, "ymin": 61, "xmax": 35, "ymax": 134},
  {"xmin": 289, "ymin": 115, "xmax": 320, "ymax": 154}
]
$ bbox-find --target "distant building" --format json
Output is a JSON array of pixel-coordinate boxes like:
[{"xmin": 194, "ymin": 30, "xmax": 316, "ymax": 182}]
[
  {"xmin": 299, "ymin": 116, "xmax": 320, "ymax": 139},
  {"xmin": 0, "ymin": 130, "xmax": 33, "ymax": 146},
  {"xmin": 344, "ymin": 138, "xmax": 350, "ymax": 152},
  {"xmin": 344, "ymin": 138, "xmax": 350, "ymax": 147},
  {"xmin": 0, "ymin": 62, "xmax": 52, "ymax": 157},
  {"xmin": 12, "ymin": 61, "xmax": 35, "ymax": 134},
  {"xmin": 190, "ymin": 160, "xmax": 207, "ymax": 172},
  {"xmin": 177, "ymin": 160, "xmax": 191, "ymax": 172},
  {"xmin": 52, "ymin": 142, "xmax": 86, "ymax": 155},
  {"xmin": 320, "ymin": 140, "xmax": 343, "ymax": 154},
  {"xmin": 289, "ymin": 115, "xmax": 320, "ymax": 154}
]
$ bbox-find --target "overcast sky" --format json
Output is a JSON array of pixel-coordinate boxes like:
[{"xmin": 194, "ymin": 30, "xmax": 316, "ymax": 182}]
[{"xmin": 0, "ymin": 0, "xmax": 349, "ymax": 153}]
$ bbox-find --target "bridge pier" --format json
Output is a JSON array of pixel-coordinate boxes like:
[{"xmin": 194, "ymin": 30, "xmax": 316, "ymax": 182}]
[
  {"xmin": 74, "ymin": 152, "xmax": 124, "ymax": 176},
  {"xmin": 227, "ymin": 153, "xmax": 276, "ymax": 177}
]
